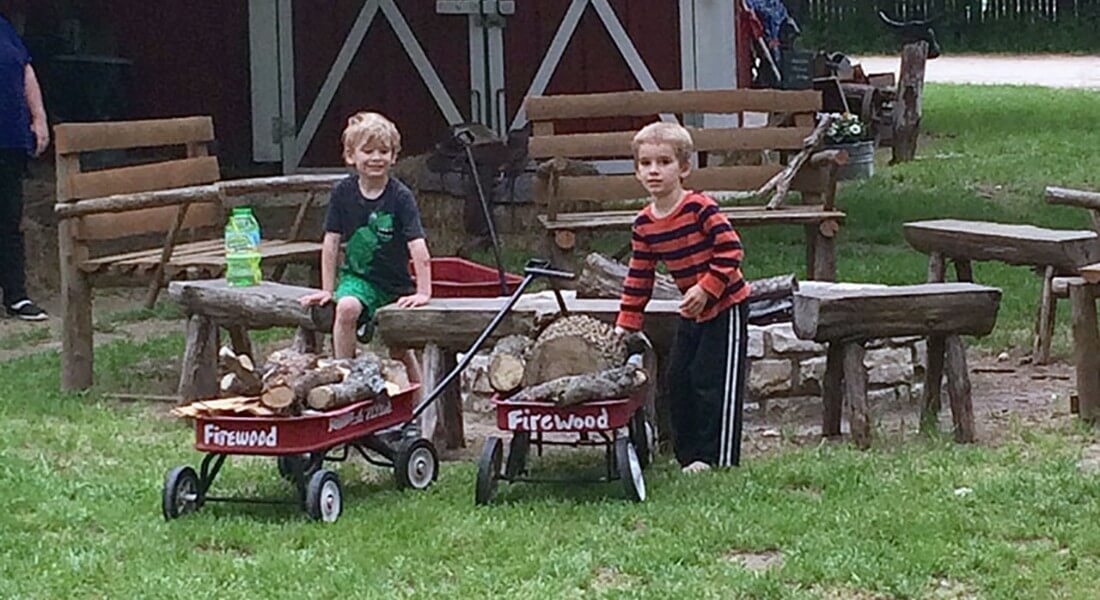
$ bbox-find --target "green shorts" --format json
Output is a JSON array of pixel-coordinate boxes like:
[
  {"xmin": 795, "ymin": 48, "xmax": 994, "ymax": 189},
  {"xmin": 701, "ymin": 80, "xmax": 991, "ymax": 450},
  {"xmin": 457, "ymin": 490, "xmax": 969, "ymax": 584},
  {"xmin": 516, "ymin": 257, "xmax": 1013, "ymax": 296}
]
[{"xmin": 334, "ymin": 272, "xmax": 395, "ymax": 332}]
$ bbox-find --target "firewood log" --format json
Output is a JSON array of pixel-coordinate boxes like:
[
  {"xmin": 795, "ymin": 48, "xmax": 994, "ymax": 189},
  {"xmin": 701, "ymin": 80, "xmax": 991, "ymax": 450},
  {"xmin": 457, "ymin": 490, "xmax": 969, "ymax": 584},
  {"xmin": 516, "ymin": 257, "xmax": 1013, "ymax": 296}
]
[
  {"xmin": 307, "ymin": 354, "xmax": 387, "ymax": 411},
  {"xmin": 291, "ymin": 364, "xmax": 347, "ymax": 403},
  {"xmin": 218, "ymin": 346, "xmax": 261, "ymax": 395},
  {"xmin": 510, "ymin": 364, "xmax": 648, "ymax": 406},
  {"xmin": 487, "ymin": 334, "xmax": 533, "ymax": 394},
  {"xmin": 522, "ymin": 315, "xmax": 626, "ymax": 387},
  {"xmin": 220, "ymin": 372, "xmax": 262, "ymax": 397},
  {"xmin": 261, "ymin": 385, "xmax": 295, "ymax": 412}
]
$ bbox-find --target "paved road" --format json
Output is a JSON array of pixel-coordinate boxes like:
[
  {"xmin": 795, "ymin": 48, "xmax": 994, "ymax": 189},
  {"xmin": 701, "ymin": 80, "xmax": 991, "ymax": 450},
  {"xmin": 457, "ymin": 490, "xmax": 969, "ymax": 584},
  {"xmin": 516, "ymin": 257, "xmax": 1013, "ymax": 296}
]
[{"xmin": 855, "ymin": 54, "xmax": 1100, "ymax": 89}]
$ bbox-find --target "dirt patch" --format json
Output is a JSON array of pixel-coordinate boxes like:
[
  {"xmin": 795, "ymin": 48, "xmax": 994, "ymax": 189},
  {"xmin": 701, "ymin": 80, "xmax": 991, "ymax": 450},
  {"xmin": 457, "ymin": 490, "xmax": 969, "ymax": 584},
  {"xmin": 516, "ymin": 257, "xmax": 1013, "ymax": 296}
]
[
  {"xmin": 724, "ymin": 549, "xmax": 785, "ymax": 572},
  {"xmin": 588, "ymin": 566, "xmax": 639, "ymax": 592}
]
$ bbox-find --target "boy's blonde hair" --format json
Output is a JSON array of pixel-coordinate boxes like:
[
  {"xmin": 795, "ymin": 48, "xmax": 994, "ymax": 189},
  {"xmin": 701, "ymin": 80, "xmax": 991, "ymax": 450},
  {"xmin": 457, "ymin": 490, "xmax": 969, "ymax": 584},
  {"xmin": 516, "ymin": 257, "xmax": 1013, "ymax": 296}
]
[
  {"xmin": 342, "ymin": 111, "xmax": 402, "ymax": 160},
  {"xmin": 631, "ymin": 121, "xmax": 694, "ymax": 165}
]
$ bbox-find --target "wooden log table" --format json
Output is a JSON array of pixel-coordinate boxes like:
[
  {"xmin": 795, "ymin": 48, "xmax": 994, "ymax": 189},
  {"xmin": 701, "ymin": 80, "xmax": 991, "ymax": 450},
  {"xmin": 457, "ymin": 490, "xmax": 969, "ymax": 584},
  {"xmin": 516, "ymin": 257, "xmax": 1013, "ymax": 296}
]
[
  {"xmin": 793, "ymin": 282, "xmax": 1002, "ymax": 448},
  {"xmin": 904, "ymin": 219, "xmax": 1100, "ymax": 364}
]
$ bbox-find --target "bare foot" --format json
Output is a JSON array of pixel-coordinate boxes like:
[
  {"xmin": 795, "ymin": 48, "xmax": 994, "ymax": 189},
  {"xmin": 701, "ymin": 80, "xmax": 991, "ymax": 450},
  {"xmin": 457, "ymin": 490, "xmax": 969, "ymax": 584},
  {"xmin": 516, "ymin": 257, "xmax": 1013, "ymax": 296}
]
[{"xmin": 681, "ymin": 461, "xmax": 711, "ymax": 474}]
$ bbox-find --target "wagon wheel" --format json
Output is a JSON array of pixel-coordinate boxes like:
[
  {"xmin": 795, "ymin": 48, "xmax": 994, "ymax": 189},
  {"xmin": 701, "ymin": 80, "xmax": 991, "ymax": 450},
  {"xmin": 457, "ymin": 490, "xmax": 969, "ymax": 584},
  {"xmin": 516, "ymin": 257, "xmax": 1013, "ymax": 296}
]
[
  {"xmin": 162, "ymin": 465, "xmax": 201, "ymax": 520},
  {"xmin": 395, "ymin": 438, "xmax": 439, "ymax": 490},
  {"xmin": 475, "ymin": 436, "xmax": 503, "ymax": 506},
  {"xmin": 305, "ymin": 469, "xmax": 342, "ymax": 522},
  {"xmin": 615, "ymin": 437, "xmax": 646, "ymax": 503},
  {"xmin": 628, "ymin": 411, "xmax": 655, "ymax": 470},
  {"xmin": 504, "ymin": 431, "xmax": 530, "ymax": 480}
]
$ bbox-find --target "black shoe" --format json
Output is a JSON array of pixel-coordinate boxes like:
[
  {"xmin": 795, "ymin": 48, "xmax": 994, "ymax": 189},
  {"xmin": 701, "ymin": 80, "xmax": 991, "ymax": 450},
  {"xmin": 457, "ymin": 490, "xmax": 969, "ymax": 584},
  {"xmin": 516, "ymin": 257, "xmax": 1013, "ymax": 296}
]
[
  {"xmin": 7, "ymin": 299, "xmax": 48, "ymax": 321},
  {"xmin": 356, "ymin": 318, "xmax": 375, "ymax": 344}
]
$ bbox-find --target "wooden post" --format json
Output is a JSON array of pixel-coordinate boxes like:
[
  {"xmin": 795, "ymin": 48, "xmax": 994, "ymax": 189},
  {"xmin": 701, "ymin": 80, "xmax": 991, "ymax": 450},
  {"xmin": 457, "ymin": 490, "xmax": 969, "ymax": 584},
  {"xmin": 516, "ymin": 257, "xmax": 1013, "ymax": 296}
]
[
  {"xmin": 1070, "ymin": 283, "xmax": 1100, "ymax": 421},
  {"xmin": 59, "ymin": 220, "xmax": 94, "ymax": 391},
  {"xmin": 178, "ymin": 314, "xmax": 219, "ymax": 401},
  {"xmin": 226, "ymin": 326, "xmax": 254, "ymax": 359},
  {"xmin": 944, "ymin": 335, "xmax": 976, "ymax": 443},
  {"xmin": 927, "ymin": 251, "xmax": 946, "ymax": 283},
  {"xmin": 812, "ymin": 221, "xmax": 838, "ymax": 282},
  {"xmin": 1034, "ymin": 265, "xmax": 1056, "ymax": 365},
  {"xmin": 841, "ymin": 341, "xmax": 870, "ymax": 449},
  {"xmin": 438, "ymin": 347, "xmax": 466, "ymax": 449},
  {"xmin": 921, "ymin": 335, "xmax": 946, "ymax": 433},
  {"xmin": 804, "ymin": 223, "xmax": 818, "ymax": 281},
  {"xmin": 954, "ymin": 259, "xmax": 973, "ymax": 283},
  {"xmin": 821, "ymin": 343, "xmax": 844, "ymax": 437},
  {"xmin": 418, "ymin": 345, "xmax": 442, "ymax": 443},
  {"xmin": 892, "ymin": 41, "xmax": 929, "ymax": 164}
]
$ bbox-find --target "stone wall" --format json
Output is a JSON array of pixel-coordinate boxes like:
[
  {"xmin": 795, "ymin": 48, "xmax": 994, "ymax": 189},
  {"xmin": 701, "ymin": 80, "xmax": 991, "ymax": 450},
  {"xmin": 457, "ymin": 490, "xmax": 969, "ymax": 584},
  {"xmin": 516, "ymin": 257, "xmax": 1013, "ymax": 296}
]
[{"xmin": 746, "ymin": 322, "xmax": 926, "ymax": 416}]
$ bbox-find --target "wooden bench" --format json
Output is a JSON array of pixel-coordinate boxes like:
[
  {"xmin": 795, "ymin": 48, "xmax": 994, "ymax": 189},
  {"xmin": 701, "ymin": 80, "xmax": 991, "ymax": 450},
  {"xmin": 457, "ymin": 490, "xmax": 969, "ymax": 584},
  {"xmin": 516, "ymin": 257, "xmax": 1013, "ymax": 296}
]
[
  {"xmin": 904, "ymin": 218, "xmax": 1100, "ymax": 365},
  {"xmin": 793, "ymin": 283, "xmax": 1002, "ymax": 448},
  {"xmin": 55, "ymin": 116, "xmax": 343, "ymax": 391},
  {"xmin": 526, "ymin": 89, "xmax": 847, "ymax": 280}
]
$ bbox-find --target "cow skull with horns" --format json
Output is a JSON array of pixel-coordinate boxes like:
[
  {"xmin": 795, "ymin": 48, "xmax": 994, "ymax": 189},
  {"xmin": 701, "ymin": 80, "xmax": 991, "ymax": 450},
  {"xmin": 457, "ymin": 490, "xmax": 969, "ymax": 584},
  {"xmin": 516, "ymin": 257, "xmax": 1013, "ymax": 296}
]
[{"xmin": 878, "ymin": 11, "xmax": 942, "ymax": 59}]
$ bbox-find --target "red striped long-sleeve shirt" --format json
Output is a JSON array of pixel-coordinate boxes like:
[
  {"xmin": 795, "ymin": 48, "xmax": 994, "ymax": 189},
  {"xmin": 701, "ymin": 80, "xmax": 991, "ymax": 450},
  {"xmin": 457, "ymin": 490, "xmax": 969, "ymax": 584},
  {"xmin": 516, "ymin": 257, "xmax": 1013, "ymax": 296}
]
[{"xmin": 616, "ymin": 192, "xmax": 751, "ymax": 331}]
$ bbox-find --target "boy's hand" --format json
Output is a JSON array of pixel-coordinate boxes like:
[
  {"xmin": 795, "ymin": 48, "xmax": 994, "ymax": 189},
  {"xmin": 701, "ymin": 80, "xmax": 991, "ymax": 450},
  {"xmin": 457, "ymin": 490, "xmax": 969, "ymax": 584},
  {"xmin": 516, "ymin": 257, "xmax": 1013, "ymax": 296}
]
[
  {"xmin": 299, "ymin": 290, "xmax": 333, "ymax": 307},
  {"xmin": 396, "ymin": 292, "xmax": 430, "ymax": 308},
  {"xmin": 679, "ymin": 284, "xmax": 710, "ymax": 319}
]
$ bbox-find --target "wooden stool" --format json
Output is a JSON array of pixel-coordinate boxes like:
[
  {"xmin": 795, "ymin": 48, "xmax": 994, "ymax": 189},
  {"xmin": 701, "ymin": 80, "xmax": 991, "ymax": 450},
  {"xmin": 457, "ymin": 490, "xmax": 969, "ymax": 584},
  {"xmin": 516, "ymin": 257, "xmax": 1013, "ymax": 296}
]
[{"xmin": 793, "ymin": 283, "xmax": 1002, "ymax": 448}]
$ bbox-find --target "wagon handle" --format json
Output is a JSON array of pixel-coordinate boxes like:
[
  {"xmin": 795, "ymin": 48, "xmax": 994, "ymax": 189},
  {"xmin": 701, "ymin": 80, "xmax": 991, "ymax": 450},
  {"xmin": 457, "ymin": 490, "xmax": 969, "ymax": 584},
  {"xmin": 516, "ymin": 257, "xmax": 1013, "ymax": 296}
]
[{"xmin": 409, "ymin": 259, "xmax": 575, "ymax": 421}]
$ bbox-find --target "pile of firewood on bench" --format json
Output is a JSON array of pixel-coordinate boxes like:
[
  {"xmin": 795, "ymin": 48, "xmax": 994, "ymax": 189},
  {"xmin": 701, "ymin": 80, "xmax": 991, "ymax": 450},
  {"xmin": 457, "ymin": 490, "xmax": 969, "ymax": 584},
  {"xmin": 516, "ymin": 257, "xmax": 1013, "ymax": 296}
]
[
  {"xmin": 487, "ymin": 314, "xmax": 649, "ymax": 407},
  {"xmin": 172, "ymin": 345, "xmax": 407, "ymax": 418}
]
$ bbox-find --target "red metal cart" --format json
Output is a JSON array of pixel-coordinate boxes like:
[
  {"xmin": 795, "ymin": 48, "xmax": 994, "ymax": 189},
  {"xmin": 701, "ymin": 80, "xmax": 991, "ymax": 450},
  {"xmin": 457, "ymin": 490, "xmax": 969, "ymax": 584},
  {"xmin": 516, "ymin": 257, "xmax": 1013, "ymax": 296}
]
[
  {"xmin": 163, "ymin": 385, "xmax": 437, "ymax": 522},
  {"xmin": 476, "ymin": 388, "xmax": 655, "ymax": 505}
]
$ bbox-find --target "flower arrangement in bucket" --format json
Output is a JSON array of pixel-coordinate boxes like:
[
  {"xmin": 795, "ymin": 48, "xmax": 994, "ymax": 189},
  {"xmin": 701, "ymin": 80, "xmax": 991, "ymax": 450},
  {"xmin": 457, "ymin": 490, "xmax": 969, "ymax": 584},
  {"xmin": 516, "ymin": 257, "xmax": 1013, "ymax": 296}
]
[{"xmin": 824, "ymin": 112, "xmax": 875, "ymax": 180}]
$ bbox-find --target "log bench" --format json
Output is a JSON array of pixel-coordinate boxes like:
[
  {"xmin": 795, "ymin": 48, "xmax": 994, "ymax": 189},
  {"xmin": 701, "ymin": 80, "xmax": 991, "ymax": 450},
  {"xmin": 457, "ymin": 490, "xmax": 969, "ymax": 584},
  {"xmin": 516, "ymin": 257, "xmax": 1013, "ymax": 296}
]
[
  {"xmin": 793, "ymin": 282, "xmax": 1002, "ymax": 448},
  {"xmin": 903, "ymin": 218, "xmax": 1100, "ymax": 364},
  {"xmin": 527, "ymin": 89, "xmax": 847, "ymax": 279},
  {"xmin": 55, "ymin": 116, "xmax": 343, "ymax": 391}
]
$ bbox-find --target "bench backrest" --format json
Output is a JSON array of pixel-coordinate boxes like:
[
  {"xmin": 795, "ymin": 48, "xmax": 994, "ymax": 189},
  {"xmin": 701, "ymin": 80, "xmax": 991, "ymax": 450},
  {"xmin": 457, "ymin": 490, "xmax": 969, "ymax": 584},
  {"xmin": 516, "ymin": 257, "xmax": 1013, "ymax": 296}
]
[
  {"xmin": 526, "ymin": 89, "xmax": 829, "ymax": 217},
  {"xmin": 54, "ymin": 116, "xmax": 222, "ymax": 242}
]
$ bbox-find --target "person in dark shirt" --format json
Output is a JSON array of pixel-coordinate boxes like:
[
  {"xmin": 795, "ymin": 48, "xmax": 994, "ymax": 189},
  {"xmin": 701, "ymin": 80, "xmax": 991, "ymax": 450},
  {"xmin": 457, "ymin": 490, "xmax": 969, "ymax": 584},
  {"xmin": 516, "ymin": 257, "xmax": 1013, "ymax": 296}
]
[
  {"xmin": 616, "ymin": 121, "xmax": 751, "ymax": 472},
  {"xmin": 299, "ymin": 112, "xmax": 432, "ymax": 393},
  {"xmin": 0, "ymin": 14, "xmax": 47, "ymax": 320}
]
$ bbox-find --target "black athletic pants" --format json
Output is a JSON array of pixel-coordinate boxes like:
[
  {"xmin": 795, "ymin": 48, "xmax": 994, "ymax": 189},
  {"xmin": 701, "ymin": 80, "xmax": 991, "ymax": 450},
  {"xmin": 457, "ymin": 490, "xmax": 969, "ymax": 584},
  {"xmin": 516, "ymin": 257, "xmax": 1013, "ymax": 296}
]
[
  {"xmin": 666, "ymin": 301, "xmax": 750, "ymax": 468},
  {"xmin": 0, "ymin": 149, "xmax": 27, "ymax": 305}
]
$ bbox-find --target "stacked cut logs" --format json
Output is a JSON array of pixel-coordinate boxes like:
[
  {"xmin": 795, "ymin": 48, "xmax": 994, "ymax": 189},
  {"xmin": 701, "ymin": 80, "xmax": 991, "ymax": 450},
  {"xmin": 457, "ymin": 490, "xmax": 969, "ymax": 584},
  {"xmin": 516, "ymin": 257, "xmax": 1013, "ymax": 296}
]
[
  {"xmin": 174, "ymin": 346, "xmax": 404, "ymax": 417},
  {"xmin": 487, "ymin": 313, "xmax": 649, "ymax": 406}
]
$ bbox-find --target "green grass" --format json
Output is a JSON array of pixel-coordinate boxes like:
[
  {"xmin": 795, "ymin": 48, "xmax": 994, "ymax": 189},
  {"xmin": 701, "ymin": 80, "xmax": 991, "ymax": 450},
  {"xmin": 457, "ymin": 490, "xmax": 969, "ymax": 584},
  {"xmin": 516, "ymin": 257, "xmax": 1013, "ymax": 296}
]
[
  {"xmin": 3, "ymin": 84, "xmax": 1100, "ymax": 598},
  {"xmin": 3, "ymin": 334, "xmax": 1100, "ymax": 598},
  {"xmin": 0, "ymin": 327, "xmax": 52, "ymax": 351}
]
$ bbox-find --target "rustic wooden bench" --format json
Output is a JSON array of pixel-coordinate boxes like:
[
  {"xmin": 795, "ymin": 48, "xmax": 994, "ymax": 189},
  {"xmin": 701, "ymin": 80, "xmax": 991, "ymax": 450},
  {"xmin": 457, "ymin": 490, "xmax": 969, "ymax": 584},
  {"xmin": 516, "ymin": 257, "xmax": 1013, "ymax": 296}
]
[
  {"xmin": 904, "ymin": 218, "xmax": 1100, "ymax": 365},
  {"xmin": 526, "ymin": 89, "xmax": 847, "ymax": 280},
  {"xmin": 55, "ymin": 116, "xmax": 342, "ymax": 391},
  {"xmin": 793, "ymin": 282, "xmax": 1002, "ymax": 448}
]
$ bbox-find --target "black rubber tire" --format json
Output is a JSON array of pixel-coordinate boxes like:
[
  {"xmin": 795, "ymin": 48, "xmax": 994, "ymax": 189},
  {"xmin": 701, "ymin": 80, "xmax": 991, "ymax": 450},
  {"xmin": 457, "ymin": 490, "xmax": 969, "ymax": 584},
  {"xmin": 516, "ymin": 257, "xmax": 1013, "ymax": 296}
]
[
  {"xmin": 504, "ymin": 431, "xmax": 530, "ymax": 479},
  {"xmin": 305, "ymin": 469, "xmax": 342, "ymax": 522},
  {"xmin": 629, "ymin": 411, "xmax": 655, "ymax": 470},
  {"xmin": 394, "ymin": 438, "xmax": 439, "ymax": 490},
  {"xmin": 162, "ymin": 465, "xmax": 201, "ymax": 520},
  {"xmin": 475, "ymin": 436, "xmax": 503, "ymax": 506},
  {"xmin": 615, "ymin": 436, "xmax": 646, "ymax": 503}
]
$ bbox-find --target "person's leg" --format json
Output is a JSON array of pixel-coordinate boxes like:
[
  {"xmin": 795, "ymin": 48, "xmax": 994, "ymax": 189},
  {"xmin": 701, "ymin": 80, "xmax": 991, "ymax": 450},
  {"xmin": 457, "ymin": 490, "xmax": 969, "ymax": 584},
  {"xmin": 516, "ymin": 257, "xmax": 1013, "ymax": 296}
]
[
  {"xmin": 0, "ymin": 150, "xmax": 31, "ymax": 309},
  {"xmin": 666, "ymin": 318, "xmax": 701, "ymax": 467},
  {"xmin": 332, "ymin": 296, "xmax": 363, "ymax": 358},
  {"xmin": 689, "ymin": 302, "xmax": 750, "ymax": 467}
]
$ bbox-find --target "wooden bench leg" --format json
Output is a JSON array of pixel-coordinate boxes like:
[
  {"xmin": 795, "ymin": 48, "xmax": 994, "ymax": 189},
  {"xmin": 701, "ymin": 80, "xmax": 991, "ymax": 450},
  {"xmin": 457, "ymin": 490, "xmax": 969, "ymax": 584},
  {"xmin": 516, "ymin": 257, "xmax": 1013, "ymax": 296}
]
[
  {"xmin": 439, "ymin": 346, "xmax": 466, "ymax": 450},
  {"xmin": 227, "ymin": 325, "xmax": 254, "ymax": 359},
  {"xmin": 821, "ymin": 343, "xmax": 843, "ymax": 437},
  {"xmin": 944, "ymin": 335, "xmax": 975, "ymax": 443},
  {"xmin": 805, "ymin": 222, "xmax": 837, "ymax": 282},
  {"xmin": 841, "ymin": 341, "xmax": 871, "ymax": 449},
  {"xmin": 1070, "ymin": 283, "xmax": 1100, "ymax": 421},
  {"xmin": 418, "ymin": 345, "xmax": 465, "ymax": 450},
  {"xmin": 921, "ymin": 335, "xmax": 946, "ymax": 433},
  {"xmin": 927, "ymin": 252, "xmax": 946, "ymax": 283},
  {"xmin": 178, "ymin": 314, "xmax": 219, "ymax": 402},
  {"xmin": 60, "ymin": 264, "xmax": 94, "ymax": 391},
  {"xmin": 1034, "ymin": 265, "xmax": 1056, "ymax": 365},
  {"xmin": 954, "ymin": 258, "xmax": 973, "ymax": 283}
]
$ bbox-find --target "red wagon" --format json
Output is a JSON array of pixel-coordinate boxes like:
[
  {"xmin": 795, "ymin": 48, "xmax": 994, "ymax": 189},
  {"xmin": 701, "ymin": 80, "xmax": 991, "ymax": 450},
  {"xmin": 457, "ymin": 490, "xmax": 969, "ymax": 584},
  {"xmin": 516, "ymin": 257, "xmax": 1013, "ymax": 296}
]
[
  {"xmin": 476, "ymin": 389, "xmax": 655, "ymax": 505},
  {"xmin": 163, "ymin": 385, "xmax": 436, "ymax": 522}
]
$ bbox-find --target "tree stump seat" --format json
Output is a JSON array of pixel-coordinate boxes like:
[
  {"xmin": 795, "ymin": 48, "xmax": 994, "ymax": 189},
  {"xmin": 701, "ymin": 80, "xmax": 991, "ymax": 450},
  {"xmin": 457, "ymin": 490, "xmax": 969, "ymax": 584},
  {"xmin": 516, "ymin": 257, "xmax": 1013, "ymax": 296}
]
[{"xmin": 792, "ymin": 282, "xmax": 1002, "ymax": 448}]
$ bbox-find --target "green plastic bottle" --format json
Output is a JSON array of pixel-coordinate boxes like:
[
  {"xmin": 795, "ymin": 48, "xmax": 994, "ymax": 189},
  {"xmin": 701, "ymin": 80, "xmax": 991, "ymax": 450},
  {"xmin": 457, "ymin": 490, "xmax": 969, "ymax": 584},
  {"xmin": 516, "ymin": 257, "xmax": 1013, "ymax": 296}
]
[{"xmin": 225, "ymin": 206, "xmax": 262, "ymax": 287}]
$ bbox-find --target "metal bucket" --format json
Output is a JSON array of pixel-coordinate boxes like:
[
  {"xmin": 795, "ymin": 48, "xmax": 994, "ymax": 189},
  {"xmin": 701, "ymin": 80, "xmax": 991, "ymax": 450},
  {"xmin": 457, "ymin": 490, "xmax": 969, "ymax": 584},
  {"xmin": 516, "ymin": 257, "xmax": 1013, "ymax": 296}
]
[{"xmin": 830, "ymin": 141, "xmax": 876, "ymax": 180}]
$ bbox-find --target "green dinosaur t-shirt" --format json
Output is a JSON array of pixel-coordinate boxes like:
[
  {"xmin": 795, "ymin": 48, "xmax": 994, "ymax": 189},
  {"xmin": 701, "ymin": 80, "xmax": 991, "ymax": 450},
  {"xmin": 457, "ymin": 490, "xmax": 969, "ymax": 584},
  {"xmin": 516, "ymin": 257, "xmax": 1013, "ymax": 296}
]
[{"xmin": 324, "ymin": 175, "xmax": 425, "ymax": 296}]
